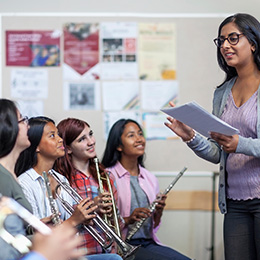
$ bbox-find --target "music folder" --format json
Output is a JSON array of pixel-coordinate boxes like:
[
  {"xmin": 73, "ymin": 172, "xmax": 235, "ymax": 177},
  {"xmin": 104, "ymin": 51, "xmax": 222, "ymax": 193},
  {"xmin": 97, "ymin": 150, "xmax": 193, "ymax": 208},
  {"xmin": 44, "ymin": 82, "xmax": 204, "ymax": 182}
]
[{"xmin": 161, "ymin": 101, "xmax": 239, "ymax": 138}]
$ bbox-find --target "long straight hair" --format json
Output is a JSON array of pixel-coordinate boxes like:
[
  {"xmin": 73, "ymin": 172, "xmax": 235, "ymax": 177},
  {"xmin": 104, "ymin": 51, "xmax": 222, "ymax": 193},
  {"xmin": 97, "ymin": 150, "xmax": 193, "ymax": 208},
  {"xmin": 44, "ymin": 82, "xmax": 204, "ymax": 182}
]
[
  {"xmin": 0, "ymin": 99, "xmax": 19, "ymax": 158},
  {"xmin": 216, "ymin": 13, "xmax": 260, "ymax": 84},
  {"xmin": 15, "ymin": 116, "xmax": 55, "ymax": 176},
  {"xmin": 54, "ymin": 118, "xmax": 105, "ymax": 187},
  {"xmin": 101, "ymin": 119, "xmax": 145, "ymax": 168}
]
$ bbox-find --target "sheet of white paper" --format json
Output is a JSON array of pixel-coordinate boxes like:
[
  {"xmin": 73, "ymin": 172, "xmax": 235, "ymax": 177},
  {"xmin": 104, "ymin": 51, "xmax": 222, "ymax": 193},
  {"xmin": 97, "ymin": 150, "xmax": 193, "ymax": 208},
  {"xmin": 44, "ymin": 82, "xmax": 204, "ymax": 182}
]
[
  {"xmin": 161, "ymin": 101, "xmax": 239, "ymax": 137},
  {"xmin": 141, "ymin": 80, "xmax": 179, "ymax": 111},
  {"xmin": 11, "ymin": 69, "xmax": 48, "ymax": 99},
  {"xmin": 103, "ymin": 111, "xmax": 141, "ymax": 139},
  {"xmin": 102, "ymin": 81, "xmax": 139, "ymax": 110}
]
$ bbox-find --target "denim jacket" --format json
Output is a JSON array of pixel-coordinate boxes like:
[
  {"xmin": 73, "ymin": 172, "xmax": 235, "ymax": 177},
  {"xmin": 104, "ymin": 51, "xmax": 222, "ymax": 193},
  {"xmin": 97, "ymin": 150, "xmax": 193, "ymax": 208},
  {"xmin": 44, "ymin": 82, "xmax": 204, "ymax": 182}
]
[{"xmin": 187, "ymin": 77, "xmax": 260, "ymax": 214}]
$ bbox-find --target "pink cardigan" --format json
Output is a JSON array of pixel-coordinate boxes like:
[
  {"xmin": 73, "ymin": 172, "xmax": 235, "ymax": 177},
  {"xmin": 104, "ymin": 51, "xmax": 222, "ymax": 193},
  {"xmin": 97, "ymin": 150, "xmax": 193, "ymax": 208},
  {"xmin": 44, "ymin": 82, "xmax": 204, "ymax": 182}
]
[{"xmin": 106, "ymin": 161, "xmax": 161, "ymax": 244}]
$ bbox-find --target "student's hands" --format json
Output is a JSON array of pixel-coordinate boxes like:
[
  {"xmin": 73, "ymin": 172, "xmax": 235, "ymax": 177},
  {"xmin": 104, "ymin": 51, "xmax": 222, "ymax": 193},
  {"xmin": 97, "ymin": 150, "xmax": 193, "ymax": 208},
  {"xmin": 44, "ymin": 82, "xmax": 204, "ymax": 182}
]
[
  {"xmin": 32, "ymin": 222, "xmax": 84, "ymax": 260},
  {"xmin": 124, "ymin": 207, "xmax": 151, "ymax": 226},
  {"xmin": 155, "ymin": 194, "xmax": 167, "ymax": 213},
  {"xmin": 40, "ymin": 215, "xmax": 56, "ymax": 225},
  {"xmin": 94, "ymin": 192, "xmax": 113, "ymax": 216},
  {"xmin": 164, "ymin": 101, "xmax": 195, "ymax": 141},
  {"xmin": 210, "ymin": 132, "xmax": 239, "ymax": 153},
  {"xmin": 69, "ymin": 197, "xmax": 97, "ymax": 226}
]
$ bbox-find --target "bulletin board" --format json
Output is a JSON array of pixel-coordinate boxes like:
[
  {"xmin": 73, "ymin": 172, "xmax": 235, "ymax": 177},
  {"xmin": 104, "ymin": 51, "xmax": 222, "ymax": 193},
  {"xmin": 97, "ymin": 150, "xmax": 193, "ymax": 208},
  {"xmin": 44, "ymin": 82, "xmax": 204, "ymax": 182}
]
[{"xmin": 1, "ymin": 13, "xmax": 226, "ymax": 173}]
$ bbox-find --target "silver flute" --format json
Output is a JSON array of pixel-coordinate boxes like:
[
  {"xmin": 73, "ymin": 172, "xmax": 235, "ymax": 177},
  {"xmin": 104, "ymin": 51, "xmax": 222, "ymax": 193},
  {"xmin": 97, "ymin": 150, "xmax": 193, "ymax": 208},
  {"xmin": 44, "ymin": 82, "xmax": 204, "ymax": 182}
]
[
  {"xmin": 126, "ymin": 167, "xmax": 187, "ymax": 241},
  {"xmin": 42, "ymin": 171, "xmax": 62, "ymax": 225}
]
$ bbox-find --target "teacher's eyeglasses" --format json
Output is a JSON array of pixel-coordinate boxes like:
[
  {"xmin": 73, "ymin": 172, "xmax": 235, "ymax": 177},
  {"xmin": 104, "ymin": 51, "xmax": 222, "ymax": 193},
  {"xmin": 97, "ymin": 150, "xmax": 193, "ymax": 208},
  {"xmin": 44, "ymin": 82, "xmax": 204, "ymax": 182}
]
[{"xmin": 213, "ymin": 33, "xmax": 244, "ymax": 48}]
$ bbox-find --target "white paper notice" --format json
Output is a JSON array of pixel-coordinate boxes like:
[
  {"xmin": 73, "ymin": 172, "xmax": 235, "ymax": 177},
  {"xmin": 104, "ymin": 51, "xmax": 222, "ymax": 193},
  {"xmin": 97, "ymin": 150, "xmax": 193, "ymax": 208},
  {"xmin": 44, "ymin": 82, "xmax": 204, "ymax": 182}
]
[
  {"xmin": 100, "ymin": 22, "xmax": 138, "ymax": 80},
  {"xmin": 11, "ymin": 69, "xmax": 48, "ymax": 99},
  {"xmin": 161, "ymin": 101, "xmax": 239, "ymax": 137},
  {"xmin": 17, "ymin": 100, "xmax": 44, "ymax": 118},
  {"xmin": 102, "ymin": 81, "xmax": 139, "ymax": 111},
  {"xmin": 103, "ymin": 111, "xmax": 141, "ymax": 139},
  {"xmin": 143, "ymin": 112, "xmax": 176, "ymax": 140},
  {"xmin": 141, "ymin": 80, "xmax": 178, "ymax": 110}
]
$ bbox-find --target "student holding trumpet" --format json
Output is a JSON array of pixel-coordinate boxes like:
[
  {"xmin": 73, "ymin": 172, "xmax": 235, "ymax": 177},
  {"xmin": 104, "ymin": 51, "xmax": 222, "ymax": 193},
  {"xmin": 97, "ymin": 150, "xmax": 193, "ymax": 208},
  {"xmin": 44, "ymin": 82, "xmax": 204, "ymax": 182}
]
[
  {"xmin": 0, "ymin": 100, "xmax": 83, "ymax": 260},
  {"xmin": 15, "ymin": 116, "xmax": 122, "ymax": 260}
]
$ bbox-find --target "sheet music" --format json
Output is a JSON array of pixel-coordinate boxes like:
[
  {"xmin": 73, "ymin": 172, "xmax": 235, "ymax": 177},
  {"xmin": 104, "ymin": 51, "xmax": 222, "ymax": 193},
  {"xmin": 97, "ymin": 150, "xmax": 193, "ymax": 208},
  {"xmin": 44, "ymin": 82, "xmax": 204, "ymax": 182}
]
[{"xmin": 161, "ymin": 101, "xmax": 239, "ymax": 137}]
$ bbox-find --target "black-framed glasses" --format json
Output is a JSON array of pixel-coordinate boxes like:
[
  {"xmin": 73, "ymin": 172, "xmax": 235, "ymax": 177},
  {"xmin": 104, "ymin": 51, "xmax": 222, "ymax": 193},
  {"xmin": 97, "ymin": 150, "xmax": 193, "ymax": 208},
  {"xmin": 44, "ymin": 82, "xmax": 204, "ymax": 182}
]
[
  {"xmin": 213, "ymin": 33, "xmax": 244, "ymax": 48},
  {"xmin": 18, "ymin": 116, "xmax": 29, "ymax": 125}
]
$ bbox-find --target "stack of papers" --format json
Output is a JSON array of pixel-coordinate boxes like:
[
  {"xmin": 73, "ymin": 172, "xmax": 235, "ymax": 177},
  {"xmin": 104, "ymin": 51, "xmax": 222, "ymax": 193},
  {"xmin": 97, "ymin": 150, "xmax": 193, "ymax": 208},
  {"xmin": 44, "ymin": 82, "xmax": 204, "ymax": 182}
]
[{"xmin": 161, "ymin": 101, "xmax": 239, "ymax": 137}]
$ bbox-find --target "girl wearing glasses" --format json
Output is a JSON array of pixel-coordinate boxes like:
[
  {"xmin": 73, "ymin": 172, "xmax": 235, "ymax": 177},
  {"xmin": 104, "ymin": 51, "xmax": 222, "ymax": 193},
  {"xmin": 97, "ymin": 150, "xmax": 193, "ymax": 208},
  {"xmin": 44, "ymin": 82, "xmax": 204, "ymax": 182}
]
[
  {"xmin": 0, "ymin": 99, "xmax": 32, "ymax": 259},
  {"xmin": 165, "ymin": 13, "xmax": 260, "ymax": 260}
]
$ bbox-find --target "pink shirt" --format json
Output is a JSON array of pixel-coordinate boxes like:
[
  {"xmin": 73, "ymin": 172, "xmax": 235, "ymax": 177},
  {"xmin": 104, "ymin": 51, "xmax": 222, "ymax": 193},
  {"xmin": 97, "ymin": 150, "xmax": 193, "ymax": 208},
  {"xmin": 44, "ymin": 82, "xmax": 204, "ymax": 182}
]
[{"xmin": 106, "ymin": 161, "xmax": 161, "ymax": 244}]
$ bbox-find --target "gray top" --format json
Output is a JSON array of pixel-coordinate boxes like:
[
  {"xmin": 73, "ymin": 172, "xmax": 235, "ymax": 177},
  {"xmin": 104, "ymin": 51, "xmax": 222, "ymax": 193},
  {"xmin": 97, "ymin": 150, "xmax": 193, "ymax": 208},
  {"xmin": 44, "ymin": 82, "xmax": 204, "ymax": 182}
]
[
  {"xmin": 187, "ymin": 77, "xmax": 260, "ymax": 214},
  {"xmin": 0, "ymin": 164, "xmax": 32, "ymax": 213},
  {"xmin": 0, "ymin": 164, "xmax": 32, "ymax": 260},
  {"xmin": 128, "ymin": 175, "xmax": 152, "ymax": 239}
]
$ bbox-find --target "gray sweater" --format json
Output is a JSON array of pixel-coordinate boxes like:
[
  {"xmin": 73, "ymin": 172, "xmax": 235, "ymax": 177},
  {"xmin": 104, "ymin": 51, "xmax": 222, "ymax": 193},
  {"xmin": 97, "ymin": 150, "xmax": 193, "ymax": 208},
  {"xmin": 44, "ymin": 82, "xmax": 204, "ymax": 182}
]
[{"xmin": 187, "ymin": 77, "xmax": 260, "ymax": 213}]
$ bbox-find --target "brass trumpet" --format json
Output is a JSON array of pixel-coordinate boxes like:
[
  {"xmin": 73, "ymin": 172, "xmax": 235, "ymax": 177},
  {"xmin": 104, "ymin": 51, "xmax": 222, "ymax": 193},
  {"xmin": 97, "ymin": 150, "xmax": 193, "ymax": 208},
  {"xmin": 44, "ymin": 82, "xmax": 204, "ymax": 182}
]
[
  {"xmin": 48, "ymin": 170, "xmax": 139, "ymax": 260},
  {"xmin": 94, "ymin": 157, "xmax": 121, "ymax": 237}
]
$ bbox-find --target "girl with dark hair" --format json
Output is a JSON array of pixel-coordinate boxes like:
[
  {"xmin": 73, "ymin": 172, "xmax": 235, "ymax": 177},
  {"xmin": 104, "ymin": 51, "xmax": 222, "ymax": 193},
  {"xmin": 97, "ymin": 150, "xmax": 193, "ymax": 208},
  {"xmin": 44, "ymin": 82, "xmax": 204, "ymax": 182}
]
[
  {"xmin": 15, "ymin": 117, "xmax": 123, "ymax": 260},
  {"xmin": 0, "ymin": 98, "xmax": 32, "ymax": 259},
  {"xmin": 102, "ymin": 119, "xmax": 191, "ymax": 260},
  {"xmin": 165, "ymin": 13, "xmax": 260, "ymax": 260},
  {"xmin": 54, "ymin": 118, "xmax": 123, "ymax": 259},
  {"xmin": 0, "ymin": 99, "xmax": 31, "ymax": 210},
  {"xmin": 16, "ymin": 116, "xmax": 96, "ymax": 225}
]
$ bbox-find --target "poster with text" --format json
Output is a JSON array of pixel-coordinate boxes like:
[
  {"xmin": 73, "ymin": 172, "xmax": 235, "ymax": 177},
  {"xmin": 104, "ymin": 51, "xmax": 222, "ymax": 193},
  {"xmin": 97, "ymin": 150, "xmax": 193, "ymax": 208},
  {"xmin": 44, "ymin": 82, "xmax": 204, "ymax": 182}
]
[
  {"xmin": 100, "ymin": 22, "xmax": 138, "ymax": 80},
  {"xmin": 6, "ymin": 30, "xmax": 61, "ymax": 66},
  {"xmin": 139, "ymin": 23, "xmax": 176, "ymax": 80},
  {"xmin": 63, "ymin": 23, "xmax": 100, "ymax": 80}
]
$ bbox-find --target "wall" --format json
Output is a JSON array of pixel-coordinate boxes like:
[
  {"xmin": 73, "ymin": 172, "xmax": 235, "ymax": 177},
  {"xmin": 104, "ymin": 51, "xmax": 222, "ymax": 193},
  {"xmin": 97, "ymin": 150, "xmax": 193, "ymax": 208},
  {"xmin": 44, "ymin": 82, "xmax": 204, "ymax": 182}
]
[{"xmin": 1, "ymin": 1, "xmax": 260, "ymax": 259}]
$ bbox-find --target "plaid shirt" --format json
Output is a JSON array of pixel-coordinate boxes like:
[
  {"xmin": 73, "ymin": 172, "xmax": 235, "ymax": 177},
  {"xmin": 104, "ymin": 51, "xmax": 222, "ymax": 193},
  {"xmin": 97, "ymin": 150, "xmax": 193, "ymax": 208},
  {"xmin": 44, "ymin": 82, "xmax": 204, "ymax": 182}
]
[{"xmin": 72, "ymin": 169, "xmax": 125, "ymax": 255}]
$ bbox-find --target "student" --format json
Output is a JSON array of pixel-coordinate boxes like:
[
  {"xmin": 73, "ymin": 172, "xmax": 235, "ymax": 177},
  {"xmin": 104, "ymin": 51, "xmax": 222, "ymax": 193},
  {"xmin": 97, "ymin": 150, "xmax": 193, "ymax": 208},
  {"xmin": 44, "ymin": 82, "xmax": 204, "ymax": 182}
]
[
  {"xmin": 0, "ymin": 99, "xmax": 33, "ymax": 259},
  {"xmin": 165, "ymin": 13, "xmax": 260, "ymax": 260},
  {"xmin": 54, "ymin": 118, "xmax": 125, "ymax": 258},
  {"xmin": 102, "ymin": 119, "xmax": 191, "ymax": 260},
  {"xmin": 15, "ymin": 116, "xmax": 122, "ymax": 260},
  {"xmin": 15, "ymin": 117, "xmax": 96, "ymax": 227}
]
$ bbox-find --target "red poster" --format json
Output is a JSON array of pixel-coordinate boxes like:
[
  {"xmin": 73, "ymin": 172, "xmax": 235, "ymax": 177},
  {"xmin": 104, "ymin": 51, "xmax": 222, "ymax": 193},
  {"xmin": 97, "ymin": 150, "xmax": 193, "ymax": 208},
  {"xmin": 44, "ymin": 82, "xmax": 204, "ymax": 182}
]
[
  {"xmin": 63, "ymin": 23, "xmax": 99, "ymax": 76},
  {"xmin": 6, "ymin": 30, "xmax": 60, "ymax": 66}
]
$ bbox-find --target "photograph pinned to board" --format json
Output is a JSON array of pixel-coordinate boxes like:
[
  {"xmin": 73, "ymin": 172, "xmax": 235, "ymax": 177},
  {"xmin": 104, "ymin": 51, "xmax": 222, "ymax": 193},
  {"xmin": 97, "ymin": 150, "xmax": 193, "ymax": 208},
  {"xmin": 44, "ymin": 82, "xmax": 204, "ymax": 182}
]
[{"xmin": 63, "ymin": 81, "xmax": 101, "ymax": 110}]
